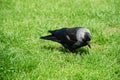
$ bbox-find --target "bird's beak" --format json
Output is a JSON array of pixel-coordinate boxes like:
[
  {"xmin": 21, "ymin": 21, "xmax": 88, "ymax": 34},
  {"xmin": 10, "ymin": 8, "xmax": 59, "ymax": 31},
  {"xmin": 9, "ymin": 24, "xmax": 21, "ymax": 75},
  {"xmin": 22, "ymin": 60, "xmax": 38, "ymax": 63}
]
[{"xmin": 87, "ymin": 41, "xmax": 91, "ymax": 48}]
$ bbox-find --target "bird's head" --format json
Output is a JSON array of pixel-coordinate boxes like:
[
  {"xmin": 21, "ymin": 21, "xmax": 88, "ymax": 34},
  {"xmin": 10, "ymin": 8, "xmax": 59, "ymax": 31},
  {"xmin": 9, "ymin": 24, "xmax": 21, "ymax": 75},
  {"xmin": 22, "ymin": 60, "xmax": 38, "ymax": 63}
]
[{"xmin": 76, "ymin": 28, "xmax": 91, "ymax": 48}]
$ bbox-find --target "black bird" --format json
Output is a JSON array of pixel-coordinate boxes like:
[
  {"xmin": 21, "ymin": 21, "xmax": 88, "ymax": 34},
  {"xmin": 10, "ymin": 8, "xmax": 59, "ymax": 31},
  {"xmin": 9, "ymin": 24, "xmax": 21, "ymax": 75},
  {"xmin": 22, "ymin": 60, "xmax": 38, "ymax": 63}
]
[{"xmin": 40, "ymin": 27, "xmax": 91, "ymax": 51}]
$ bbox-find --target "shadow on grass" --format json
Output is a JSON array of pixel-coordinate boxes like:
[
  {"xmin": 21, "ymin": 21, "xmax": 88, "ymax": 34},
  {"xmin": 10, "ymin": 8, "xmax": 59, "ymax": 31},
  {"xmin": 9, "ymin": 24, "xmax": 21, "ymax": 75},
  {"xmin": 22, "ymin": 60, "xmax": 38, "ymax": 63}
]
[
  {"xmin": 41, "ymin": 45, "xmax": 90, "ymax": 55},
  {"xmin": 59, "ymin": 47, "xmax": 90, "ymax": 55}
]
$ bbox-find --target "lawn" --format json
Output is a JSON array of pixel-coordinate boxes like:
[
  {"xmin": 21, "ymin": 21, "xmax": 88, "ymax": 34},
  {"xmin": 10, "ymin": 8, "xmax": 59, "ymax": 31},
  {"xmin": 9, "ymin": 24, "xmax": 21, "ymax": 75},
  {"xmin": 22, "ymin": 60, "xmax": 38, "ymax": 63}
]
[{"xmin": 0, "ymin": 0, "xmax": 120, "ymax": 80}]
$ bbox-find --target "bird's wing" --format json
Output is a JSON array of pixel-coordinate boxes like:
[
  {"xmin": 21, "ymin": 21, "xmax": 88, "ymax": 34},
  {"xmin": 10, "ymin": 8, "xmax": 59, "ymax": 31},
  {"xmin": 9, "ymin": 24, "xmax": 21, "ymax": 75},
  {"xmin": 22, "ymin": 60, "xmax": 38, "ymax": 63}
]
[
  {"xmin": 65, "ymin": 27, "xmax": 79, "ymax": 41},
  {"xmin": 48, "ymin": 28, "xmax": 67, "ymax": 40},
  {"xmin": 51, "ymin": 28, "xmax": 80, "ymax": 42},
  {"xmin": 48, "ymin": 27, "xmax": 80, "ymax": 44}
]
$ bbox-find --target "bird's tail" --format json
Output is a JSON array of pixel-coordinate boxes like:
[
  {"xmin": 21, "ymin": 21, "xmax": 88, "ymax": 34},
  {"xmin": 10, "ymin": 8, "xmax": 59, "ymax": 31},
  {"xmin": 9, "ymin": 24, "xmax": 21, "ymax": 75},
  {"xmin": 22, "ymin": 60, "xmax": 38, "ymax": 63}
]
[
  {"xmin": 40, "ymin": 35, "xmax": 52, "ymax": 40},
  {"xmin": 40, "ymin": 35, "xmax": 59, "ymax": 42}
]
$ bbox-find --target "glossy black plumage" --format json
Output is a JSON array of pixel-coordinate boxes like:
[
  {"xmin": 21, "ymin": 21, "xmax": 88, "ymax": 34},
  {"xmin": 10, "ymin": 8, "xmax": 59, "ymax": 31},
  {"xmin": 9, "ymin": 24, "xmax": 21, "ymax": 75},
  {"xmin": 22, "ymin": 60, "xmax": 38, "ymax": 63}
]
[{"xmin": 40, "ymin": 27, "xmax": 91, "ymax": 51}]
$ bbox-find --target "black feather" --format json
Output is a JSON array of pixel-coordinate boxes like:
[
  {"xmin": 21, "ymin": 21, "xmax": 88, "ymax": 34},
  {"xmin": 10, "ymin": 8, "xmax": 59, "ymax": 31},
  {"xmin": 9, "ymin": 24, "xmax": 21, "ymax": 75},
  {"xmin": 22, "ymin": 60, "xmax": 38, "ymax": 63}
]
[{"xmin": 40, "ymin": 35, "xmax": 60, "ymax": 42}]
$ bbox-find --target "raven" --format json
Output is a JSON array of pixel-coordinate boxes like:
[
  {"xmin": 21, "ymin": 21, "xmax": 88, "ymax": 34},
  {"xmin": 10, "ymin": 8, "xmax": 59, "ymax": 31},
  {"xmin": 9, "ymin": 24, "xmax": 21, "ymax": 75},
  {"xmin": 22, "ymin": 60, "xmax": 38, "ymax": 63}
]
[{"xmin": 40, "ymin": 27, "xmax": 91, "ymax": 51}]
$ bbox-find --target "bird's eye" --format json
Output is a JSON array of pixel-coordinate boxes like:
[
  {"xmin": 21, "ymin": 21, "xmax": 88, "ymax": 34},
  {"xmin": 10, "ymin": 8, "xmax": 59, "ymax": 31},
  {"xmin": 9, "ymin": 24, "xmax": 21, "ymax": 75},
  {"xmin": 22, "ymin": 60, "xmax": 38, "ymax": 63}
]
[
  {"xmin": 84, "ymin": 32, "xmax": 91, "ymax": 41},
  {"xmin": 82, "ymin": 38, "xmax": 86, "ymax": 42}
]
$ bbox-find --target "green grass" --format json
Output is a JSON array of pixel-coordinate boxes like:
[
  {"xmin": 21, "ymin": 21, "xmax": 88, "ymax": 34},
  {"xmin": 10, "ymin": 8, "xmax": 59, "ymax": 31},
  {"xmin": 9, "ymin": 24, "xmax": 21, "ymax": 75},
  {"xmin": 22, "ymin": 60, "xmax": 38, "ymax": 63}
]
[{"xmin": 0, "ymin": 0, "xmax": 120, "ymax": 80}]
